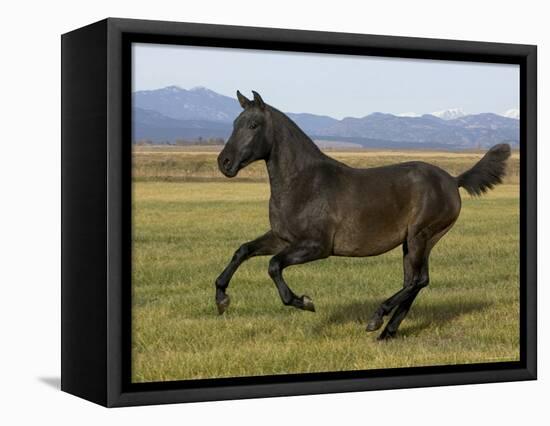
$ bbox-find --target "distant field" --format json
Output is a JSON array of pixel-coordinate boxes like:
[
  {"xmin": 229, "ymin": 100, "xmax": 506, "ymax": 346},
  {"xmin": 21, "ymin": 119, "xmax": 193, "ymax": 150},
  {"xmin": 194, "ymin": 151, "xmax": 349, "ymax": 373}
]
[
  {"xmin": 131, "ymin": 146, "xmax": 520, "ymax": 383},
  {"xmin": 132, "ymin": 145, "xmax": 520, "ymax": 184}
]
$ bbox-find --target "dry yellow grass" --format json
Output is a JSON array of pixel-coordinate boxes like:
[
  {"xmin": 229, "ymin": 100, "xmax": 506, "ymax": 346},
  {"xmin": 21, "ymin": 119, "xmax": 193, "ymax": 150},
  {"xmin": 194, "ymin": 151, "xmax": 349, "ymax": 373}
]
[{"xmin": 132, "ymin": 146, "xmax": 520, "ymax": 184}]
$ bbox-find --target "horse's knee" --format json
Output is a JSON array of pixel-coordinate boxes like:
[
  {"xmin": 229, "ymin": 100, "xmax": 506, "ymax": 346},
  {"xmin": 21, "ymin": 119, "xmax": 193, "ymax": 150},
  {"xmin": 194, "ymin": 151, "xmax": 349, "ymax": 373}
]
[
  {"xmin": 233, "ymin": 244, "xmax": 250, "ymax": 261},
  {"xmin": 405, "ymin": 275, "xmax": 429, "ymax": 290},
  {"xmin": 268, "ymin": 258, "xmax": 281, "ymax": 279},
  {"xmin": 415, "ymin": 276, "xmax": 429, "ymax": 289}
]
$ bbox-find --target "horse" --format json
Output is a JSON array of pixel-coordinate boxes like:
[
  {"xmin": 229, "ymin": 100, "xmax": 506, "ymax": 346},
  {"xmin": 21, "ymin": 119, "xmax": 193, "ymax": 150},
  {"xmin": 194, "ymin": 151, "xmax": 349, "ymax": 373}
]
[{"xmin": 214, "ymin": 90, "xmax": 511, "ymax": 339}]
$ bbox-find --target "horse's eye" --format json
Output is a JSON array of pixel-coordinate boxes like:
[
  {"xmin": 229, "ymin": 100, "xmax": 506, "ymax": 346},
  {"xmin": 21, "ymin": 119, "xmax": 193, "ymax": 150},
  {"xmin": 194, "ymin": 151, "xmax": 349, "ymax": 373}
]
[{"xmin": 248, "ymin": 122, "xmax": 258, "ymax": 130}]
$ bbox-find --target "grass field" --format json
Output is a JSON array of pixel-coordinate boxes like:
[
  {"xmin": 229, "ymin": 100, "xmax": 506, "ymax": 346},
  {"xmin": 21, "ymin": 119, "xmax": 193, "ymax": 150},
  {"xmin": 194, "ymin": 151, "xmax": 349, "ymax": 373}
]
[{"xmin": 132, "ymin": 147, "xmax": 520, "ymax": 383}]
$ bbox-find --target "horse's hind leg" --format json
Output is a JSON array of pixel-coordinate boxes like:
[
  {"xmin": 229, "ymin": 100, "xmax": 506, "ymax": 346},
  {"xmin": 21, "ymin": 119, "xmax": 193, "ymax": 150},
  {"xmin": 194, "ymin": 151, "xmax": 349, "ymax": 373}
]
[
  {"xmin": 215, "ymin": 230, "xmax": 286, "ymax": 314},
  {"xmin": 377, "ymin": 258, "xmax": 429, "ymax": 340},
  {"xmin": 268, "ymin": 241, "xmax": 329, "ymax": 312},
  {"xmin": 366, "ymin": 235, "xmax": 429, "ymax": 333},
  {"xmin": 374, "ymin": 222, "xmax": 456, "ymax": 339}
]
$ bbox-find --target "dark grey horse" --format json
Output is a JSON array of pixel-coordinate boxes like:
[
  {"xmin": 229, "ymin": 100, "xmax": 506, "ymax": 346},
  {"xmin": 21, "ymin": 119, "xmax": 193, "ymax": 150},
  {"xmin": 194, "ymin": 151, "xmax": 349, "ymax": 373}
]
[{"xmin": 215, "ymin": 90, "xmax": 511, "ymax": 339}]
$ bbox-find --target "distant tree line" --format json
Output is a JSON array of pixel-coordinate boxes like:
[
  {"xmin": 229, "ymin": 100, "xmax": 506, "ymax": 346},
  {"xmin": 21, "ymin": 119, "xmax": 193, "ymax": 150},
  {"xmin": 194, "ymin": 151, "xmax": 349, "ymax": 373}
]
[
  {"xmin": 176, "ymin": 137, "xmax": 225, "ymax": 146},
  {"xmin": 134, "ymin": 137, "xmax": 225, "ymax": 146}
]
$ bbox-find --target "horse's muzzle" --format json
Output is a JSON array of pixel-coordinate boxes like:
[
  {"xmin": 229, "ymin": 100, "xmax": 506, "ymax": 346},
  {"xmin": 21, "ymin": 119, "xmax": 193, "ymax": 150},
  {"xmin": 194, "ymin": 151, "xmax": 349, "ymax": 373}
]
[{"xmin": 217, "ymin": 152, "xmax": 238, "ymax": 177}]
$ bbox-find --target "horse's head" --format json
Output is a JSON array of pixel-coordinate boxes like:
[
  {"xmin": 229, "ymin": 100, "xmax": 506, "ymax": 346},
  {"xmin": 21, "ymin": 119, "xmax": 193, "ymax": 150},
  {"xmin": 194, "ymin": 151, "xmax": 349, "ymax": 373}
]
[{"xmin": 218, "ymin": 90, "xmax": 272, "ymax": 177}]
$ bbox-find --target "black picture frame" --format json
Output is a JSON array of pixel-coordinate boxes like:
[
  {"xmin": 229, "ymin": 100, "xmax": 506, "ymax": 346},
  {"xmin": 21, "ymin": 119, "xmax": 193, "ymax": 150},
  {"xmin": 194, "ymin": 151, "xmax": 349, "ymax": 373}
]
[{"xmin": 61, "ymin": 17, "xmax": 537, "ymax": 407}]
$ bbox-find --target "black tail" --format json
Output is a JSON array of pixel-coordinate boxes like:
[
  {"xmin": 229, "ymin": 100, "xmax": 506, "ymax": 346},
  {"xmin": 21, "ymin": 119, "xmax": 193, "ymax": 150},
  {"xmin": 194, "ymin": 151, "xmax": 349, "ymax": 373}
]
[{"xmin": 456, "ymin": 143, "xmax": 512, "ymax": 196}]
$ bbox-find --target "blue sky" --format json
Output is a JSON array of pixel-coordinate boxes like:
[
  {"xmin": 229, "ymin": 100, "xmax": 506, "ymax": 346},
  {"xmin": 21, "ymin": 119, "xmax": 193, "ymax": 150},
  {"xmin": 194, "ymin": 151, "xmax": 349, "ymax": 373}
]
[{"xmin": 132, "ymin": 43, "xmax": 519, "ymax": 120}]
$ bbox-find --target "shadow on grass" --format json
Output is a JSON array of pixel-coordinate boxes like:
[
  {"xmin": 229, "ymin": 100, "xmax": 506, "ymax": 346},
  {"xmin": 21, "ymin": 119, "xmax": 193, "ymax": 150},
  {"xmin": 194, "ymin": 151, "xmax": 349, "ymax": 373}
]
[{"xmin": 319, "ymin": 297, "xmax": 490, "ymax": 337}]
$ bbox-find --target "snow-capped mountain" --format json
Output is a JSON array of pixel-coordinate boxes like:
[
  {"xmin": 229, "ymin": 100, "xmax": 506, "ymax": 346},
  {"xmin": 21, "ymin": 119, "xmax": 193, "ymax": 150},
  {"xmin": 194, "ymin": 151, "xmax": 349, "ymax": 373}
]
[
  {"xmin": 317, "ymin": 112, "xmax": 518, "ymax": 148},
  {"xmin": 398, "ymin": 109, "xmax": 467, "ymax": 120},
  {"xmin": 396, "ymin": 112, "xmax": 422, "ymax": 117},
  {"xmin": 501, "ymin": 108, "xmax": 520, "ymax": 119},
  {"xmin": 431, "ymin": 108, "xmax": 467, "ymax": 120}
]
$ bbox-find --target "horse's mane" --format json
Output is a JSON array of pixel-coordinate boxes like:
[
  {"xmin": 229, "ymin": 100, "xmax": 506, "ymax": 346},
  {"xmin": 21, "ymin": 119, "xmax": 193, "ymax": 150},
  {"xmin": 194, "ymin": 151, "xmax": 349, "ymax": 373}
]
[{"xmin": 267, "ymin": 106, "xmax": 336, "ymax": 163}]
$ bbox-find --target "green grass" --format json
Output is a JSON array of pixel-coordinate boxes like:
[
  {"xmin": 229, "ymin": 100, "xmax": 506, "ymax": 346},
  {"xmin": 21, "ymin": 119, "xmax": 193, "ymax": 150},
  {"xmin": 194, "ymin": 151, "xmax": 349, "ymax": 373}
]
[{"xmin": 132, "ymin": 163, "xmax": 520, "ymax": 382}]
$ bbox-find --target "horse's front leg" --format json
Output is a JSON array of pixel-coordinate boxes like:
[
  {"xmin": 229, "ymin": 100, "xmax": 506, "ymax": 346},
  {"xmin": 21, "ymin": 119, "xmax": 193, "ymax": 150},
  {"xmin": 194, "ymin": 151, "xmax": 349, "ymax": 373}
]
[
  {"xmin": 215, "ymin": 230, "xmax": 286, "ymax": 314},
  {"xmin": 268, "ymin": 241, "xmax": 330, "ymax": 312}
]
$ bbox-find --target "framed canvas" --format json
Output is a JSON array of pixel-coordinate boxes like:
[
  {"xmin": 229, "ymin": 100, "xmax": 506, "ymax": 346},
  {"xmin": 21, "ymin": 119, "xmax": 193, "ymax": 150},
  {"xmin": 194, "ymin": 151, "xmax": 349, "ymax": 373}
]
[{"xmin": 61, "ymin": 18, "xmax": 537, "ymax": 407}]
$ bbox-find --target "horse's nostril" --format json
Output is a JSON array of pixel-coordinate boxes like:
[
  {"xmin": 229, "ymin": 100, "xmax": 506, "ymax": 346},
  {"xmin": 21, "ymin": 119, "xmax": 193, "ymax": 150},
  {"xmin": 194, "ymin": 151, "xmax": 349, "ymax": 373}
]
[{"xmin": 223, "ymin": 158, "xmax": 231, "ymax": 170}]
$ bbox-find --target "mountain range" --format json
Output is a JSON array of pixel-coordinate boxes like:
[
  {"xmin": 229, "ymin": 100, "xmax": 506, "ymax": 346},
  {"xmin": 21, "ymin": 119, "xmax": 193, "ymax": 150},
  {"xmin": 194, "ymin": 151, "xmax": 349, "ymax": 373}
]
[{"xmin": 133, "ymin": 86, "xmax": 519, "ymax": 149}]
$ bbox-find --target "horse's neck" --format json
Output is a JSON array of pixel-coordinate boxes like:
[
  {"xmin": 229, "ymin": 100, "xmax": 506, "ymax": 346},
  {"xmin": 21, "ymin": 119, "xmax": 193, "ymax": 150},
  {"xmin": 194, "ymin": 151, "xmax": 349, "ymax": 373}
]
[{"xmin": 265, "ymin": 112, "xmax": 329, "ymax": 190}]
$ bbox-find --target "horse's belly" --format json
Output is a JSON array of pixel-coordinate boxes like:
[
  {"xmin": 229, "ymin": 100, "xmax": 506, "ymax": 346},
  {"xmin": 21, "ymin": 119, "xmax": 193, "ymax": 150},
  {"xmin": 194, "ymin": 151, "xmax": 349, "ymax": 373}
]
[
  {"xmin": 331, "ymin": 213, "xmax": 408, "ymax": 257},
  {"xmin": 332, "ymin": 232, "xmax": 405, "ymax": 257}
]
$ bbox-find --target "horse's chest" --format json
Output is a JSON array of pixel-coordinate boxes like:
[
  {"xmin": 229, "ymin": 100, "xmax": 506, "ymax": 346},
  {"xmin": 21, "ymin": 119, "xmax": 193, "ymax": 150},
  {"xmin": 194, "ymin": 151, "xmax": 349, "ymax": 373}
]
[
  {"xmin": 268, "ymin": 192, "xmax": 331, "ymax": 244},
  {"xmin": 269, "ymin": 197, "xmax": 289, "ymax": 233},
  {"xmin": 268, "ymin": 195, "xmax": 303, "ymax": 241}
]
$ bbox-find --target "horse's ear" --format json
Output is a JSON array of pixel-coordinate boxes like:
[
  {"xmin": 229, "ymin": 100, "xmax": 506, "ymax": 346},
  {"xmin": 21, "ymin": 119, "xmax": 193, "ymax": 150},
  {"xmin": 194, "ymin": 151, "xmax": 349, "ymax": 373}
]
[
  {"xmin": 237, "ymin": 90, "xmax": 252, "ymax": 109},
  {"xmin": 252, "ymin": 91, "xmax": 265, "ymax": 109}
]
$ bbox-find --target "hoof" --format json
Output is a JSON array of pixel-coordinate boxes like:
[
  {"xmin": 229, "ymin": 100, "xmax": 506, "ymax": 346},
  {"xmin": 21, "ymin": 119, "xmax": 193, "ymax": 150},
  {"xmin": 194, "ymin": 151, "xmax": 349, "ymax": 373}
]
[
  {"xmin": 216, "ymin": 294, "xmax": 230, "ymax": 315},
  {"xmin": 300, "ymin": 295, "xmax": 316, "ymax": 312},
  {"xmin": 377, "ymin": 329, "xmax": 396, "ymax": 341},
  {"xmin": 366, "ymin": 315, "xmax": 383, "ymax": 332}
]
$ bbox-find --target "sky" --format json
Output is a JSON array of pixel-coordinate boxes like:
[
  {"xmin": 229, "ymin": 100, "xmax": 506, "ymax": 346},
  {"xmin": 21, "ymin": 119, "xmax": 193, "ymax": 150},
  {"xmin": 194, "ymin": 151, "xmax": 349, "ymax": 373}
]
[{"xmin": 132, "ymin": 43, "xmax": 519, "ymax": 120}]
